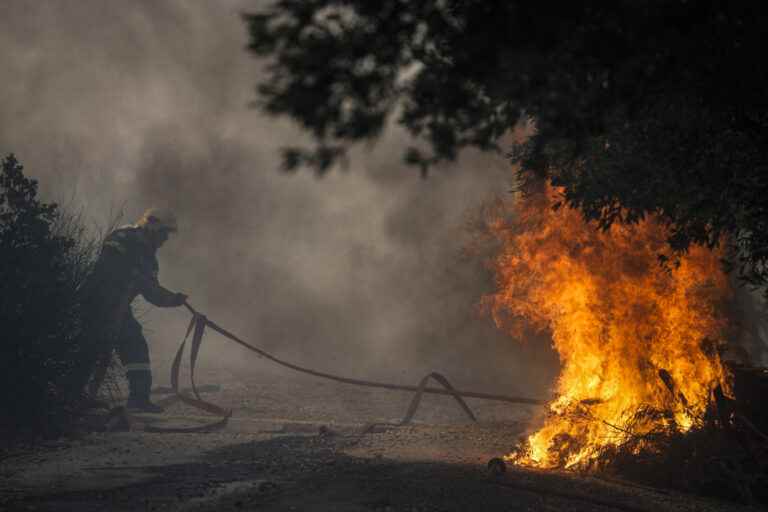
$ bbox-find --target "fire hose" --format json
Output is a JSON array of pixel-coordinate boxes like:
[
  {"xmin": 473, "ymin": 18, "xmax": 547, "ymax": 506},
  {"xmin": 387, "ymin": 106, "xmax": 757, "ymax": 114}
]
[{"xmin": 142, "ymin": 302, "xmax": 545, "ymax": 433}]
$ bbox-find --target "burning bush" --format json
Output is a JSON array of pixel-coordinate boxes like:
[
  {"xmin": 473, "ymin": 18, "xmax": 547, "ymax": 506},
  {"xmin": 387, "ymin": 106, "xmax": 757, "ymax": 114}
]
[{"xmin": 481, "ymin": 182, "xmax": 768, "ymax": 502}]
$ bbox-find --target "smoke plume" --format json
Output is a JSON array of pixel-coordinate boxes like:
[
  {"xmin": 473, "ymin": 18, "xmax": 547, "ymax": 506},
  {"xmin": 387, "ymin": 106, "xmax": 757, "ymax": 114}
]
[{"xmin": 0, "ymin": 0, "xmax": 557, "ymax": 402}]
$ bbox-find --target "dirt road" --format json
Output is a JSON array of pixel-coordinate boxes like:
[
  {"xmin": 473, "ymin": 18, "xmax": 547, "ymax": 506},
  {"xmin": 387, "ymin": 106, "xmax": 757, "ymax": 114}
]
[{"xmin": 1, "ymin": 369, "xmax": 758, "ymax": 512}]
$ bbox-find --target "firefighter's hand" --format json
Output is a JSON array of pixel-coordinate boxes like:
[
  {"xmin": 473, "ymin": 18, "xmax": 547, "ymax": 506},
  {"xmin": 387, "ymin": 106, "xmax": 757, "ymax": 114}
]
[{"xmin": 173, "ymin": 292, "xmax": 189, "ymax": 307}]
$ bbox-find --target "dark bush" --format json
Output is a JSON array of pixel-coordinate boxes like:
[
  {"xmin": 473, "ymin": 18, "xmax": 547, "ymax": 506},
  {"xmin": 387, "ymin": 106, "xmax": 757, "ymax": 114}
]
[{"xmin": 0, "ymin": 153, "xmax": 100, "ymax": 438}]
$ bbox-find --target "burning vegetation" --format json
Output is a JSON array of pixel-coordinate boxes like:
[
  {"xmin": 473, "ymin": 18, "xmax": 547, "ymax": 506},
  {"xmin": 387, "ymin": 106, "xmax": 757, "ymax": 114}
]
[
  {"xmin": 482, "ymin": 183, "xmax": 754, "ymax": 467},
  {"xmin": 481, "ymin": 183, "xmax": 768, "ymax": 502}
]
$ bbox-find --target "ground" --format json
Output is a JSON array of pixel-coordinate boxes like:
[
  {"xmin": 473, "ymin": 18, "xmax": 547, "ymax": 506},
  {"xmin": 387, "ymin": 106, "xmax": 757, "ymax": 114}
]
[{"xmin": 0, "ymin": 367, "xmax": 760, "ymax": 512}]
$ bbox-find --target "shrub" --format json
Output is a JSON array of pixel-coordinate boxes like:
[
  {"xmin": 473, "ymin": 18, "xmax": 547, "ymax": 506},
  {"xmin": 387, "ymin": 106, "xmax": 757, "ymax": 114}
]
[{"xmin": 0, "ymin": 154, "xmax": 100, "ymax": 438}]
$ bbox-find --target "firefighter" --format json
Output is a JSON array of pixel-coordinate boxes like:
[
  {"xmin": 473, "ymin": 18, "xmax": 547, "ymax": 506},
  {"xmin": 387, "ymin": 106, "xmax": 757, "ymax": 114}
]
[{"xmin": 84, "ymin": 207, "xmax": 187, "ymax": 413}]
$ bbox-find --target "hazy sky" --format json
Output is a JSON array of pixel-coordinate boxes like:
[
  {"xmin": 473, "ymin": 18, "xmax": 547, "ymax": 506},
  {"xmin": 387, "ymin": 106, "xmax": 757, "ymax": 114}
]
[{"xmin": 0, "ymin": 1, "xmax": 557, "ymax": 398}]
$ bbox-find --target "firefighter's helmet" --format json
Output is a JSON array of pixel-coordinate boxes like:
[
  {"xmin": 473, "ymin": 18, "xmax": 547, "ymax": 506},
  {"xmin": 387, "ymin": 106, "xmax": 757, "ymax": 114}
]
[{"xmin": 137, "ymin": 207, "xmax": 178, "ymax": 233}]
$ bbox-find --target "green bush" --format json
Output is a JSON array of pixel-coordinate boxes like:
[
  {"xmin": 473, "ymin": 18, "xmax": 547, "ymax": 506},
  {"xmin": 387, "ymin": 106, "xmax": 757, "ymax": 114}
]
[{"xmin": 0, "ymin": 153, "xmax": 100, "ymax": 438}]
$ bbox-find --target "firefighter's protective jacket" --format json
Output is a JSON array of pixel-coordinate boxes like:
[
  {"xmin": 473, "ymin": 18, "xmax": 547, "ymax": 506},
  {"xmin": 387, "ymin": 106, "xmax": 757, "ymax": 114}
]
[{"xmin": 89, "ymin": 225, "xmax": 180, "ymax": 312}]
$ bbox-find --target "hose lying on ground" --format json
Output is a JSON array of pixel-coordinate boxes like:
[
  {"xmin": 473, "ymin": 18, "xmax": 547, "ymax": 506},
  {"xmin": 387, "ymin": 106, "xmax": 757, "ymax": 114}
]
[{"xmin": 142, "ymin": 303, "xmax": 546, "ymax": 433}]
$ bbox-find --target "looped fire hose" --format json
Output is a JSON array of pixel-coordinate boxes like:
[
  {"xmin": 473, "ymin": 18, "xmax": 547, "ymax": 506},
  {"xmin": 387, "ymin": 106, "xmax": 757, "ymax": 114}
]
[{"xmin": 145, "ymin": 302, "xmax": 545, "ymax": 433}]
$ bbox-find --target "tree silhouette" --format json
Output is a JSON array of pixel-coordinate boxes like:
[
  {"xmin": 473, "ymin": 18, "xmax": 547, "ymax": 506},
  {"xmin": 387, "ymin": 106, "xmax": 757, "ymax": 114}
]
[{"xmin": 244, "ymin": 1, "xmax": 768, "ymax": 294}]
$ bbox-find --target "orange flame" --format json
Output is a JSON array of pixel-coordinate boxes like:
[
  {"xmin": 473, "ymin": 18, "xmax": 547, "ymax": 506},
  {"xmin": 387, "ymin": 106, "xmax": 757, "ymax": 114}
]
[{"xmin": 482, "ymin": 184, "xmax": 731, "ymax": 468}]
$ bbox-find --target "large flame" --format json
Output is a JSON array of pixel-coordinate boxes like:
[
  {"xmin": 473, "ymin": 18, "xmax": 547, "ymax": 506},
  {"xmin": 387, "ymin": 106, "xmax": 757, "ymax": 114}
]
[{"xmin": 482, "ymin": 184, "xmax": 731, "ymax": 468}]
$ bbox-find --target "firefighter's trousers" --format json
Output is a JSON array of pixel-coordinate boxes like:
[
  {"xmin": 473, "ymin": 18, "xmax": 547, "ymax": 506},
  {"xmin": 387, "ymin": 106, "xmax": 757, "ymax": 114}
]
[{"xmin": 118, "ymin": 313, "xmax": 153, "ymax": 403}]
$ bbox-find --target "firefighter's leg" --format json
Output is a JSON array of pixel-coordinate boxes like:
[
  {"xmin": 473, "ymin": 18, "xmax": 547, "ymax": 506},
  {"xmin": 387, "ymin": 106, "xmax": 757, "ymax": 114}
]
[
  {"xmin": 78, "ymin": 314, "xmax": 119, "ymax": 407},
  {"xmin": 118, "ymin": 315, "xmax": 164, "ymax": 413}
]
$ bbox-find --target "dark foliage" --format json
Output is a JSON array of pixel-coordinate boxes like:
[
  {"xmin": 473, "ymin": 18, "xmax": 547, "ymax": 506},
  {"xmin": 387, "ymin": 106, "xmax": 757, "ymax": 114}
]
[
  {"xmin": 244, "ymin": 1, "xmax": 768, "ymax": 294},
  {"xmin": 597, "ymin": 420, "xmax": 768, "ymax": 505},
  {"xmin": 0, "ymin": 154, "xmax": 99, "ymax": 438}
]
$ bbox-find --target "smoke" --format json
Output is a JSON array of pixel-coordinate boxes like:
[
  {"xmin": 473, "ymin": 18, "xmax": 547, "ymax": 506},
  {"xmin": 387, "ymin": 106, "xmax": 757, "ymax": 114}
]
[{"xmin": 0, "ymin": 1, "xmax": 557, "ymax": 400}]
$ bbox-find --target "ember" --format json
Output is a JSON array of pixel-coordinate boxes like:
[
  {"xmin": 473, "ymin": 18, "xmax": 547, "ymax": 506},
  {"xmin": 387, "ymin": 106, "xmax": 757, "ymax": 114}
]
[{"xmin": 482, "ymin": 183, "xmax": 732, "ymax": 468}]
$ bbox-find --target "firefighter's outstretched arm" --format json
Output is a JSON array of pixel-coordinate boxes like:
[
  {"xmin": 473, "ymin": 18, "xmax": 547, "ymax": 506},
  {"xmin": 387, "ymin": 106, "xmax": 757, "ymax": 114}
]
[{"xmin": 137, "ymin": 271, "xmax": 187, "ymax": 307}]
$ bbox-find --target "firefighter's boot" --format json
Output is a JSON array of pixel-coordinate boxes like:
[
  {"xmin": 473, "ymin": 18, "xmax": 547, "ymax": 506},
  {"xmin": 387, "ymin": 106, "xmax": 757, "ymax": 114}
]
[{"xmin": 126, "ymin": 370, "xmax": 164, "ymax": 413}]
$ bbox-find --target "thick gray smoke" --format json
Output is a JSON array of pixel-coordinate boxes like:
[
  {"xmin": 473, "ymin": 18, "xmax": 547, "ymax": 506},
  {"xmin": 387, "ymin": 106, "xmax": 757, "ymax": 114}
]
[{"xmin": 0, "ymin": 1, "xmax": 557, "ymax": 399}]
